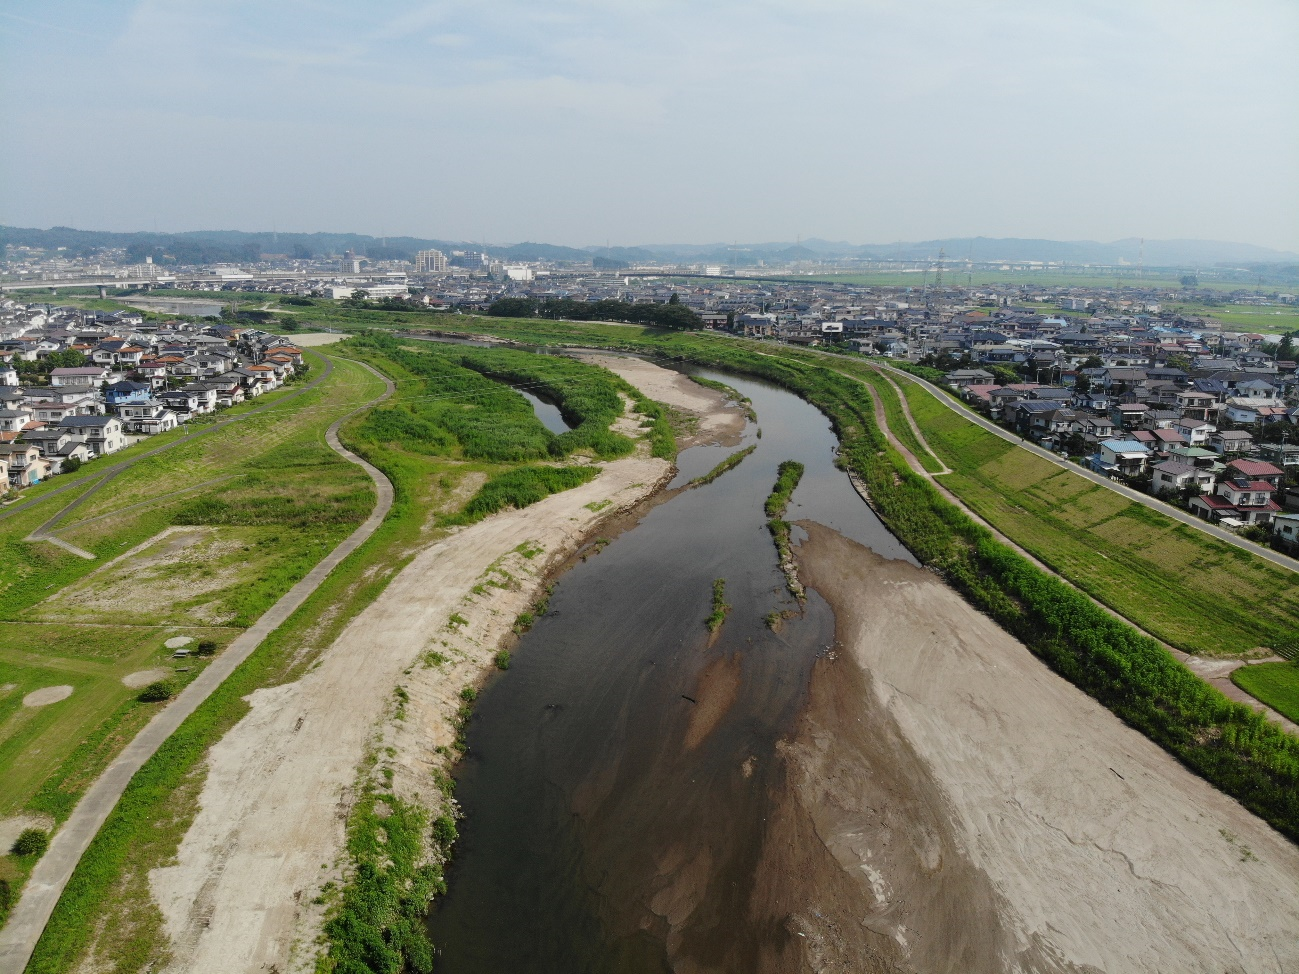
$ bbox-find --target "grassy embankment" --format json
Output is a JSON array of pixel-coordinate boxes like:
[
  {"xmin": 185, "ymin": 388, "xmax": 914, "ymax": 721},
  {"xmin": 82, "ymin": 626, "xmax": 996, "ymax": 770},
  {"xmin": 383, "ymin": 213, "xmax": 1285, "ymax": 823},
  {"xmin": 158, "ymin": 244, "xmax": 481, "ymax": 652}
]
[
  {"xmin": 404, "ymin": 314, "xmax": 1299, "ymax": 841},
  {"xmin": 872, "ymin": 368, "xmax": 1299, "ymax": 661},
  {"xmin": 23, "ymin": 337, "xmax": 672, "ymax": 973},
  {"xmin": 853, "ymin": 370, "xmax": 944, "ymax": 473},
  {"xmin": 1233, "ymin": 663, "xmax": 1299, "ymax": 724},
  {"xmin": 0, "ymin": 351, "xmax": 381, "ymax": 927}
]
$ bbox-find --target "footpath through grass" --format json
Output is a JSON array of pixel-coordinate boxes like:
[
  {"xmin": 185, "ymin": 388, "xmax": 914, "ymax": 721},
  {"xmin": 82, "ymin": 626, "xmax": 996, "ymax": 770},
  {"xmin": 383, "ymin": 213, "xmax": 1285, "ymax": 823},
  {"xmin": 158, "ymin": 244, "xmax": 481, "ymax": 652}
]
[
  {"xmin": 0, "ymin": 352, "xmax": 383, "ymax": 932},
  {"xmin": 881, "ymin": 370, "xmax": 1299, "ymax": 659}
]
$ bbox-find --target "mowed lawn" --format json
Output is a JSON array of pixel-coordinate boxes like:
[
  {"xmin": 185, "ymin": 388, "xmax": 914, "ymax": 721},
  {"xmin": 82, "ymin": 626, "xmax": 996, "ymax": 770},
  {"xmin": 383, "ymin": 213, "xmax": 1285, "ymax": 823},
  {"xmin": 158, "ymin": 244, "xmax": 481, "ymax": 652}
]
[
  {"xmin": 1231, "ymin": 662, "xmax": 1299, "ymax": 723},
  {"xmin": 890, "ymin": 374, "xmax": 1299, "ymax": 658},
  {"xmin": 0, "ymin": 624, "xmax": 235, "ymax": 821}
]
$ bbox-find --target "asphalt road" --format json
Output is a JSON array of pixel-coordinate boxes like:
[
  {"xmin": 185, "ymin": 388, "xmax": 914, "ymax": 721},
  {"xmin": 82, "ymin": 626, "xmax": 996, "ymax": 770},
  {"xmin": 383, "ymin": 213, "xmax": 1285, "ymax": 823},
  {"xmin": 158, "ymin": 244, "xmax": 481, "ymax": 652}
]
[{"xmin": 0, "ymin": 354, "xmax": 396, "ymax": 974}]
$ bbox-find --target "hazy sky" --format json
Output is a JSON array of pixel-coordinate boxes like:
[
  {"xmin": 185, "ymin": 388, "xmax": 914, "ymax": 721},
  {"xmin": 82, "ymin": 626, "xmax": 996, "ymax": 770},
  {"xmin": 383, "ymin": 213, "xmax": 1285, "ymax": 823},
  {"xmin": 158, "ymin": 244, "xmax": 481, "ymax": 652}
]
[{"xmin": 2, "ymin": 0, "xmax": 1296, "ymax": 250}]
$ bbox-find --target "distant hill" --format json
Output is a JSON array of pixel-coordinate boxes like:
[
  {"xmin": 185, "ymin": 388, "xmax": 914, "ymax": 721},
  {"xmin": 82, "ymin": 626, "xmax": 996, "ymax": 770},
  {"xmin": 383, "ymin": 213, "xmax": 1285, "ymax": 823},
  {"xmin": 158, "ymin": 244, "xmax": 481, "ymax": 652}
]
[{"xmin": 3, "ymin": 226, "xmax": 1294, "ymax": 270}]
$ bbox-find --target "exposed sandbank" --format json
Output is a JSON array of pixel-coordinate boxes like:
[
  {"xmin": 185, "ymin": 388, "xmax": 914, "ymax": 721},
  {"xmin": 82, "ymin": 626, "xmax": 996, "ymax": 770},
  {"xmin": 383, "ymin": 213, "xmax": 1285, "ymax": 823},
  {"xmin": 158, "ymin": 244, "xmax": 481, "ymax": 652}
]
[{"xmin": 760, "ymin": 521, "xmax": 1299, "ymax": 973}]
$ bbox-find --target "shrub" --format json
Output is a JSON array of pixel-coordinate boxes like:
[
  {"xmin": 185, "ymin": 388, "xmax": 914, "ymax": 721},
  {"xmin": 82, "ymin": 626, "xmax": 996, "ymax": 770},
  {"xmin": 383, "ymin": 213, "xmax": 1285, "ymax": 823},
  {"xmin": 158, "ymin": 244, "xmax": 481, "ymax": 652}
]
[
  {"xmin": 137, "ymin": 680, "xmax": 176, "ymax": 703},
  {"xmin": 493, "ymin": 650, "xmax": 511, "ymax": 670},
  {"xmin": 61, "ymin": 456, "xmax": 82, "ymax": 474},
  {"xmin": 12, "ymin": 827, "xmax": 49, "ymax": 857},
  {"xmin": 431, "ymin": 814, "xmax": 458, "ymax": 849},
  {"xmin": 459, "ymin": 686, "xmax": 477, "ymax": 703},
  {"xmin": 195, "ymin": 640, "xmax": 217, "ymax": 657}
]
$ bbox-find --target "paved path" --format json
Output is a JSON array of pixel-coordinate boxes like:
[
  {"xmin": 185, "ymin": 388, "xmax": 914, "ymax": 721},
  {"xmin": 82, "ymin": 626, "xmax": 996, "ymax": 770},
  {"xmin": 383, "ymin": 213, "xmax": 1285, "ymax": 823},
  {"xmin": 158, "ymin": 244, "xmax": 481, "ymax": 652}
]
[
  {"xmin": 860, "ymin": 367, "xmax": 1299, "ymax": 736},
  {"xmin": 870, "ymin": 359, "xmax": 1299, "ymax": 574},
  {"xmin": 0, "ymin": 356, "xmax": 395, "ymax": 974}
]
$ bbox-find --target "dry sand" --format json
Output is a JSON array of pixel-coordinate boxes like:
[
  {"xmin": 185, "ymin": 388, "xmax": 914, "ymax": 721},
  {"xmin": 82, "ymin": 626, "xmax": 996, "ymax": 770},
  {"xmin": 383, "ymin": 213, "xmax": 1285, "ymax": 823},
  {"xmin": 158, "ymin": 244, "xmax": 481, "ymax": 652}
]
[
  {"xmin": 0, "ymin": 814, "xmax": 54, "ymax": 852},
  {"xmin": 580, "ymin": 353, "xmax": 747, "ymax": 447},
  {"xmin": 146, "ymin": 360, "xmax": 743, "ymax": 974},
  {"xmin": 761, "ymin": 522, "xmax": 1299, "ymax": 974},
  {"xmin": 121, "ymin": 669, "xmax": 172, "ymax": 689},
  {"xmin": 22, "ymin": 686, "xmax": 73, "ymax": 708}
]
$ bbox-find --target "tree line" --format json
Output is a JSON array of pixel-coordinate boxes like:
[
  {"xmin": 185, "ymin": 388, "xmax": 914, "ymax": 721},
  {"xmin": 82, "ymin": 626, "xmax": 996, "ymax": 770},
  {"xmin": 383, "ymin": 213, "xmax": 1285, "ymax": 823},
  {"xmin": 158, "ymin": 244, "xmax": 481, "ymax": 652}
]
[{"xmin": 486, "ymin": 296, "xmax": 703, "ymax": 330}]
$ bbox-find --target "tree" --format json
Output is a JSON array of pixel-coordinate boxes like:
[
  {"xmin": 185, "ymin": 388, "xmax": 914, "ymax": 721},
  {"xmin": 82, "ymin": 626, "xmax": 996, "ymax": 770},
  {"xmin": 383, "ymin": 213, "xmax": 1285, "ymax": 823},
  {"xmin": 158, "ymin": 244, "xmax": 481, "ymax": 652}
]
[
  {"xmin": 1074, "ymin": 373, "xmax": 1091, "ymax": 394},
  {"xmin": 668, "ymin": 292, "xmax": 680, "ymax": 305},
  {"xmin": 1082, "ymin": 355, "xmax": 1104, "ymax": 370},
  {"xmin": 487, "ymin": 297, "xmax": 538, "ymax": 318},
  {"xmin": 1180, "ymin": 274, "xmax": 1198, "ymax": 287}
]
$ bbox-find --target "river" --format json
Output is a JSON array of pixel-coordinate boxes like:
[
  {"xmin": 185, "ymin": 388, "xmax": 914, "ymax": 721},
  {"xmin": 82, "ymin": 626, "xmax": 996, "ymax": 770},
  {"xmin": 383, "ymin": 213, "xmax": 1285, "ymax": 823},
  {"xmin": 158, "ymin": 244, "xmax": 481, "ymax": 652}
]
[{"xmin": 426, "ymin": 366, "xmax": 913, "ymax": 971}]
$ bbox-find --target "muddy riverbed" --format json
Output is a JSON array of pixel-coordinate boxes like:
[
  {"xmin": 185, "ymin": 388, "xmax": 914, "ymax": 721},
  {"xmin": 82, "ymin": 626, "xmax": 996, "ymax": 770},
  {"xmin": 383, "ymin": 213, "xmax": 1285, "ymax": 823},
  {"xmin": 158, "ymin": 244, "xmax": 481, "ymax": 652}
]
[{"xmin": 428, "ymin": 362, "xmax": 1299, "ymax": 973}]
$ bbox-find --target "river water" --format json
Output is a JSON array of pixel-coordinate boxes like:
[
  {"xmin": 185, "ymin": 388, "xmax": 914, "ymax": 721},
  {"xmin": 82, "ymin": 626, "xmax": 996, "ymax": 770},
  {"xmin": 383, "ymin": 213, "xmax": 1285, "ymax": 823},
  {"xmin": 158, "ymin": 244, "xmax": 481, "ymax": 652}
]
[{"xmin": 426, "ymin": 366, "xmax": 913, "ymax": 971}]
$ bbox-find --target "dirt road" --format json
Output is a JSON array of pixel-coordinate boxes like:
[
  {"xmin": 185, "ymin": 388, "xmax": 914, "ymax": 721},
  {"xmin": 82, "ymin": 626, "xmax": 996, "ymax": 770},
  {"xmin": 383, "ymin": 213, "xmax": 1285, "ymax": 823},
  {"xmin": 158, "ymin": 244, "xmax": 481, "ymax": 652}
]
[{"xmin": 764, "ymin": 522, "xmax": 1299, "ymax": 974}]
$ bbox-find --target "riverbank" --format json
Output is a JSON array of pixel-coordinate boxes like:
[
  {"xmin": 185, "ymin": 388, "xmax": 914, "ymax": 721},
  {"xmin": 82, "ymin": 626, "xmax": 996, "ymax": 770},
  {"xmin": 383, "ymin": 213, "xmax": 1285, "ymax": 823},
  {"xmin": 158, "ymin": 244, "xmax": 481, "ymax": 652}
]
[
  {"xmin": 768, "ymin": 521, "xmax": 1299, "ymax": 974},
  {"xmin": 144, "ymin": 360, "xmax": 742, "ymax": 973}
]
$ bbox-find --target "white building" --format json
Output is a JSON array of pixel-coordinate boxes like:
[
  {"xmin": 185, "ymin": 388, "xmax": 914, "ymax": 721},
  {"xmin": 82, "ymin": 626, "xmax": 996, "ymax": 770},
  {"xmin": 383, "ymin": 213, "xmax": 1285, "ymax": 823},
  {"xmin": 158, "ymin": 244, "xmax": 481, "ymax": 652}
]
[
  {"xmin": 327, "ymin": 283, "xmax": 410, "ymax": 300},
  {"xmin": 416, "ymin": 249, "xmax": 447, "ymax": 273},
  {"xmin": 504, "ymin": 265, "xmax": 534, "ymax": 282}
]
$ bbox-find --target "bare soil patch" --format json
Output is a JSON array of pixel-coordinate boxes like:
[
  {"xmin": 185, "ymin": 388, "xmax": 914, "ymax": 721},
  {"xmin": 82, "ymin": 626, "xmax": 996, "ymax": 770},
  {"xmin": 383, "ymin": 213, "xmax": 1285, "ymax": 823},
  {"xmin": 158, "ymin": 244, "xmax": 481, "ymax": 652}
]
[
  {"xmin": 763, "ymin": 522, "xmax": 1299, "ymax": 973},
  {"xmin": 579, "ymin": 353, "xmax": 746, "ymax": 447},
  {"xmin": 23, "ymin": 685, "xmax": 74, "ymax": 707},
  {"xmin": 0, "ymin": 814, "xmax": 54, "ymax": 852},
  {"xmin": 122, "ymin": 669, "xmax": 172, "ymax": 689}
]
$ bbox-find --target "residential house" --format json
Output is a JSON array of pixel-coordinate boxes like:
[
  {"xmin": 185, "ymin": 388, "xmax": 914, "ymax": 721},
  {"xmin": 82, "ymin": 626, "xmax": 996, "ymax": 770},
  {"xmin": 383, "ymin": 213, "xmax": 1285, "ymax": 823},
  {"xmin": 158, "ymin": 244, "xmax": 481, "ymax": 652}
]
[
  {"xmin": 104, "ymin": 380, "xmax": 153, "ymax": 410},
  {"xmin": 1175, "ymin": 389, "xmax": 1218, "ymax": 422},
  {"xmin": 1076, "ymin": 413, "xmax": 1117, "ymax": 444},
  {"xmin": 1172, "ymin": 418, "xmax": 1215, "ymax": 446},
  {"xmin": 0, "ymin": 442, "xmax": 50, "ymax": 486},
  {"xmin": 1209, "ymin": 429, "xmax": 1255, "ymax": 456},
  {"xmin": 1190, "ymin": 478, "xmax": 1280, "ymax": 526},
  {"xmin": 1271, "ymin": 513, "xmax": 1299, "ymax": 553},
  {"xmin": 1226, "ymin": 459, "xmax": 1284, "ymax": 489},
  {"xmin": 1151, "ymin": 460, "xmax": 1214, "ymax": 496},
  {"xmin": 118, "ymin": 400, "xmax": 178, "ymax": 435},
  {"xmin": 58, "ymin": 415, "xmax": 126, "ymax": 456},
  {"xmin": 1091, "ymin": 439, "xmax": 1152, "ymax": 477},
  {"xmin": 0, "ymin": 406, "xmax": 34, "ymax": 435},
  {"xmin": 1109, "ymin": 402, "xmax": 1148, "ymax": 430},
  {"xmin": 49, "ymin": 365, "xmax": 109, "ymax": 387}
]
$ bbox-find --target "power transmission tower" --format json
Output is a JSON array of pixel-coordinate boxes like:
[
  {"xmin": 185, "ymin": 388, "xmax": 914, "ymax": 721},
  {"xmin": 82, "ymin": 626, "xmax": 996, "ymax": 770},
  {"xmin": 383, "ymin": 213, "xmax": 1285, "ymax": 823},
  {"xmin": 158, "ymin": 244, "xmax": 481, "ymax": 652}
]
[{"xmin": 934, "ymin": 248, "xmax": 945, "ymax": 289}]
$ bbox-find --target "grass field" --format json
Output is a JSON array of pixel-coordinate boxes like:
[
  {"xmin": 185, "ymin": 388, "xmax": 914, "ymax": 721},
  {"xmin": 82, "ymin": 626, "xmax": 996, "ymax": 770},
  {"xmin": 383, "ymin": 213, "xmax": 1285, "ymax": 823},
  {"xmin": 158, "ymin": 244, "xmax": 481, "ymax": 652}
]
[
  {"xmin": 23, "ymin": 339, "xmax": 672, "ymax": 971},
  {"xmin": 880, "ymin": 371, "xmax": 1299, "ymax": 658},
  {"xmin": 1232, "ymin": 662, "xmax": 1299, "ymax": 723},
  {"xmin": 0, "ymin": 350, "xmax": 386, "ymax": 931}
]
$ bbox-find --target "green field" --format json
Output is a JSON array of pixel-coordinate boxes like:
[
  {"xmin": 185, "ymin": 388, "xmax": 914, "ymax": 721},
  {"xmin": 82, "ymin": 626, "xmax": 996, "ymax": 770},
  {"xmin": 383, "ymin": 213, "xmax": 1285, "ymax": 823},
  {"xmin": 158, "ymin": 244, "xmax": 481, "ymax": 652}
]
[
  {"xmin": 1232, "ymin": 662, "xmax": 1299, "ymax": 723},
  {"xmin": 0, "ymin": 351, "xmax": 384, "ymax": 929},
  {"xmin": 879, "ymin": 370, "xmax": 1299, "ymax": 658}
]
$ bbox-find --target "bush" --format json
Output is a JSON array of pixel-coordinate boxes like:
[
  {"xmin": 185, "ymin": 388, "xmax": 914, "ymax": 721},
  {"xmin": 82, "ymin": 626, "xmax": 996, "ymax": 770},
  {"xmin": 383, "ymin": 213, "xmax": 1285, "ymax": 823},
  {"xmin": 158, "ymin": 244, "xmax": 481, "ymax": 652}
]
[
  {"xmin": 431, "ymin": 814, "xmax": 458, "ymax": 849},
  {"xmin": 12, "ymin": 827, "xmax": 49, "ymax": 857},
  {"xmin": 493, "ymin": 650, "xmax": 511, "ymax": 670},
  {"xmin": 138, "ymin": 680, "xmax": 176, "ymax": 703},
  {"xmin": 61, "ymin": 456, "xmax": 82, "ymax": 474},
  {"xmin": 448, "ymin": 465, "xmax": 601, "ymax": 526},
  {"xmin": 195, "ymin": 640, "xmax": 218, "ymax": 657}
]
